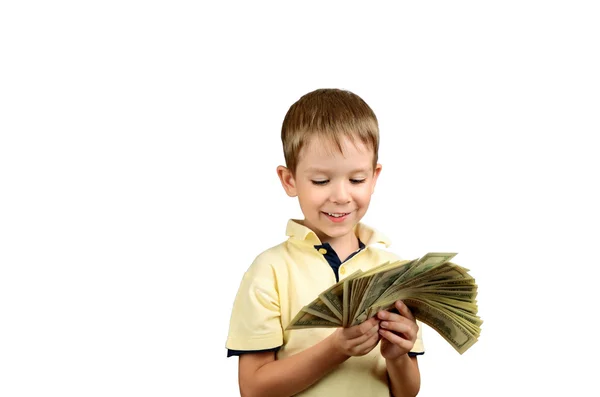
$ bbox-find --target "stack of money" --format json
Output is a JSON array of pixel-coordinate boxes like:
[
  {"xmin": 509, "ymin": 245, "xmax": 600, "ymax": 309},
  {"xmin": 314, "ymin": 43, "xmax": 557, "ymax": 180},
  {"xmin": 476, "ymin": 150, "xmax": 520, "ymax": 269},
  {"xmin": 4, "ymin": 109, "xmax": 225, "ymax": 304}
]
[{"xmin": 287, "ymin": 253, "xmax": 482, "ymax": 354}]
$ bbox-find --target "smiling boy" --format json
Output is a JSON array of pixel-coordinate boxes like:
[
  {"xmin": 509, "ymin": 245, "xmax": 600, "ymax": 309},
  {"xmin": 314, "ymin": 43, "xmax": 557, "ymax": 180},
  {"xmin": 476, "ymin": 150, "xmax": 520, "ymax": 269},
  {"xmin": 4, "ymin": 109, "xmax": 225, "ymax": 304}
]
[{"xmin": 226, "ymin": 88, "xmax": 425, "ymax": 397}]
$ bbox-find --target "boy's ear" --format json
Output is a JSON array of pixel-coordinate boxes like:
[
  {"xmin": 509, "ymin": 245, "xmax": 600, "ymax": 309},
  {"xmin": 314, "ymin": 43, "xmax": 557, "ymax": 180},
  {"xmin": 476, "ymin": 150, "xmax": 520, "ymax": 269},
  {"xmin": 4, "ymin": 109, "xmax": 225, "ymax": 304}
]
[
  {"xmin": 371, "ymin": 163, "xmax": 382, "ymax": 194},
  {"xmin": 277, "ymin": 165, "xmax": 298, "ymax": 197}
]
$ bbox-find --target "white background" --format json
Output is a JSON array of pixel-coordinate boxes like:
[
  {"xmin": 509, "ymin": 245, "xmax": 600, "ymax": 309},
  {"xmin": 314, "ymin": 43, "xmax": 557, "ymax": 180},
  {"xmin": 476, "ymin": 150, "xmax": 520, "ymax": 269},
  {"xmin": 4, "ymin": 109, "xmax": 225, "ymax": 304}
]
[{"xmin": 1, "ymin": 1, "xmax": 599, "ymax": 396}]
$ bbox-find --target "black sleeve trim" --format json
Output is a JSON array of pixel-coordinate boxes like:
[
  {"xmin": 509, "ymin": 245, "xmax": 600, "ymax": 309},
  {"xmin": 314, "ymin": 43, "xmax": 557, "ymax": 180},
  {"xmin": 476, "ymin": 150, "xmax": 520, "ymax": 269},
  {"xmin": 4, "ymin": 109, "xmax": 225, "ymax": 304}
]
[
  {"xmin": 228, "ymin": 347, "xmax": 421, "ymax": 357},
  {"xmin": 227, "ymin": 346, "xmax": 281, "ymax": 357}
]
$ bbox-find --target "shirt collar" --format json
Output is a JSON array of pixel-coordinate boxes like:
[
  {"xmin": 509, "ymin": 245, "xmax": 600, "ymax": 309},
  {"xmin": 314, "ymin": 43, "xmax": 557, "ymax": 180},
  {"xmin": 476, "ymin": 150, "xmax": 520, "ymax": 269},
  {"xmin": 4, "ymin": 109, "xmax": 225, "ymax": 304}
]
[{"xmin": 285, "ymin": 219, "xmax": 391, "ymax": 248}]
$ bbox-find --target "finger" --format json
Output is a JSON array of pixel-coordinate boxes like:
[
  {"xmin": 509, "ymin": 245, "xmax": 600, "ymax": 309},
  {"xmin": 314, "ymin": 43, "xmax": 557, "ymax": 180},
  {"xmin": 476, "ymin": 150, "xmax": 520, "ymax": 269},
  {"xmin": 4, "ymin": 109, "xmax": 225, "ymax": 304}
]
[
  {"xmin": 347, "ymin": 321, "xmax": 380, "ymax": 346},
  {"xmin": 354, "ymin": 329, "xmax": 381, "ymax": 354},
  {"xmin": 341, "ymin": 322, "xmax": 379, "ymax": 355},
  {"xmin": 395, "ymin": 300, "xmax": 415, "ymax": 321},
  {"xmin": 377, "ymin": 309, "xmax": 412, "ymax": 326},
  {"xmin": 345, "ymin": 316, "xmax": 380, "ymax": 339},
  {"xmin": 379, "ymin": 319, "xmax": 415, "ymax": 339},
  {"xmin": 379, "ymin": 328, "xmax": 414, "ymax": 351}
]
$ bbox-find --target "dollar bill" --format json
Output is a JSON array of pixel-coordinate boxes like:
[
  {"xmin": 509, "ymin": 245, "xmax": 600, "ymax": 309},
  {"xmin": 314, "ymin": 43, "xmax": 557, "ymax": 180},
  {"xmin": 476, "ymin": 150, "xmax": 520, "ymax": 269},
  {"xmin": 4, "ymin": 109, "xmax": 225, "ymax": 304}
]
[
  {"xmin": 286, "ymin": 309, "xmax": 341, "ymax": 330},
  {"xmin": 319, "ymin": 269, "xmax": 363, "ymax": 321},
  {"xmin": 351, "ymin": 259, "xmax": 415, "ymax": 325},
  {"xmin": 396, "ymin": 252, "xmax": 456, "ymax": 284},
  {"xmin": 286, "ymin": 252, "xmax": 482, "ymax": 355},
  {"xmin": 342, "ymin": 276, "xmax": 355, "ymax": 327},
  {"xmin": 304, "ymin": 297, "xmax": 343, "ymax": 324},
  {"xmin": 403, "ymin": 298, "xmax": 478, "ymax": 354}
]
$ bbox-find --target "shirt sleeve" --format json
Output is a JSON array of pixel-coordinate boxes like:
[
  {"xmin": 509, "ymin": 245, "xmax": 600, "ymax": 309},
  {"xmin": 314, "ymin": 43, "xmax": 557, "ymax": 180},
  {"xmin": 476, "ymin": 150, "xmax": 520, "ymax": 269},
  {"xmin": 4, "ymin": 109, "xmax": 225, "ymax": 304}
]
[
  {"xmin": 226, "ymin": 257, "xmax": 283, "ymax": 352},
  {"xmin": 227, "ymin": 346, "xmax": 280, "ymax": 357}
]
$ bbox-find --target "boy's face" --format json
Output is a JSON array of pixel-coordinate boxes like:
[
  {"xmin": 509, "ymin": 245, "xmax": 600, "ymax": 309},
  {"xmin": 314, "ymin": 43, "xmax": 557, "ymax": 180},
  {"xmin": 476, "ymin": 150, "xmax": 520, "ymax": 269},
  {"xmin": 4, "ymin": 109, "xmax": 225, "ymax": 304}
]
[{"xmin": 278, "ymin": 136, "xmax": 382, "ymax": 244}]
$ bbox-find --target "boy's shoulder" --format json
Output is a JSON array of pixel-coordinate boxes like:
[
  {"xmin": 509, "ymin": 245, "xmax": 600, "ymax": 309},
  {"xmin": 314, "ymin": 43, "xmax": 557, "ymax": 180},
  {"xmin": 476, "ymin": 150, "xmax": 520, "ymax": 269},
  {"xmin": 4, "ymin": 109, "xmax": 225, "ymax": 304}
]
[
  {"xmin": 244, "ymin": 219, "xmax": 314, "ymax": 268},
  {"xmin": 364, "ymin": 244, "xmax": 404, "ymax": 266},
  {"xmin": 353, "ymin": 222, "xmax": 404, "ymax": 257},
  {"xmin": 250, "ymin": 240, "xmax": 289, "ymax": 267}
]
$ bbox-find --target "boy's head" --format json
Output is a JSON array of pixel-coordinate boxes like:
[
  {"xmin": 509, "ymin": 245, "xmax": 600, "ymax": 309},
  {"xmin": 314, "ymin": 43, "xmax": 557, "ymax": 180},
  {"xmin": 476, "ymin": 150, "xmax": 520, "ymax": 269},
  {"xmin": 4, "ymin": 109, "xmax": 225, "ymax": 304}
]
[{"xmin": 277, "ymin": 88, "xmax": 383, "ymax": 244}]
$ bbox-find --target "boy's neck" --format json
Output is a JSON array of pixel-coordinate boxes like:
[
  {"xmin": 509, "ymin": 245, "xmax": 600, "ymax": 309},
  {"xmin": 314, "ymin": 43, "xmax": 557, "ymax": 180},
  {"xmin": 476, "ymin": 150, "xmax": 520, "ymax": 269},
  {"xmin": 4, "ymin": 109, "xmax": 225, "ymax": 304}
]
[{"xmin": 327, "ymin": 236, "xmax": 360, "ymax": 263}]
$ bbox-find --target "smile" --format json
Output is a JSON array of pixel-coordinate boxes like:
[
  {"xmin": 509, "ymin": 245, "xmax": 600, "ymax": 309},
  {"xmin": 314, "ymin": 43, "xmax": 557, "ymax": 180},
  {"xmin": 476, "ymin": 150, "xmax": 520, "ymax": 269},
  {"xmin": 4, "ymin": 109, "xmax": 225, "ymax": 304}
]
[{"xmin": 322, "ymin": 211, "xmax": 351, "ymax": 218}]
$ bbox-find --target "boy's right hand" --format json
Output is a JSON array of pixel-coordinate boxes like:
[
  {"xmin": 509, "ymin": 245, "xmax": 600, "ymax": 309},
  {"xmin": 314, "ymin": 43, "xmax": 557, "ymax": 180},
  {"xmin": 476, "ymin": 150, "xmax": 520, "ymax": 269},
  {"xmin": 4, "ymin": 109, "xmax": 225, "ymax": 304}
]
[{"xmin": 330, "ymin": 317, "xmax": 381, "ymax": 357}]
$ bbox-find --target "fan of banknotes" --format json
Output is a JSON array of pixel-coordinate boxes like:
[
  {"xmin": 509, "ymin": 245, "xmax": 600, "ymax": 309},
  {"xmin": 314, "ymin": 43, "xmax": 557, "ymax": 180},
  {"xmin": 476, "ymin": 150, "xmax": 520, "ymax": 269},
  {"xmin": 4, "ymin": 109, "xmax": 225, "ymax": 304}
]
[{"xmin": 287, "ymin": 253, "xmax": 481, "ymax": 354}]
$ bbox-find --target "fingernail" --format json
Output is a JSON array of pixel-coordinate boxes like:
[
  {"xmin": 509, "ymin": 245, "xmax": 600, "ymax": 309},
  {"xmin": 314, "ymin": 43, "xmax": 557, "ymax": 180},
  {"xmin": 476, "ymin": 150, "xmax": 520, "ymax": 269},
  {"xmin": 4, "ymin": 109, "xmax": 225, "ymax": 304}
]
[
  {"xmin": 378, "ymin": 311, "xmax": 387, "ymax": 319},
  {"xmin": 381, "ymin": 321, "xmax": 388, "ymax": 328}
]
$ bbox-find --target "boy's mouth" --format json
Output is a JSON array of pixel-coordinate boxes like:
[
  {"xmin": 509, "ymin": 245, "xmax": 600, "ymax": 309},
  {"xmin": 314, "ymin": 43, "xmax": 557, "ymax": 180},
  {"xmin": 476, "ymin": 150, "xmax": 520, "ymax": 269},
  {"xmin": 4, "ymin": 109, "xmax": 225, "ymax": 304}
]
[
  {"xmin": 323, "ymin": 212, "xmax": 350, "ymax": 218},
  {"xmin": 321, "ymin": 211, "xmax": 352, "ymax": 223}
]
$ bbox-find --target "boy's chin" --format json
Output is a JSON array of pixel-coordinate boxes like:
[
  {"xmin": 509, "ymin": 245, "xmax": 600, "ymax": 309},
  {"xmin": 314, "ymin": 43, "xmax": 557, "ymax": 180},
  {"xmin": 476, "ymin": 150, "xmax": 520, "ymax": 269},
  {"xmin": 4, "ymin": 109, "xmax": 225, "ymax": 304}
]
[{"xmin": 316, "ymin": 220, "xmax": 356, "ymax": 238}]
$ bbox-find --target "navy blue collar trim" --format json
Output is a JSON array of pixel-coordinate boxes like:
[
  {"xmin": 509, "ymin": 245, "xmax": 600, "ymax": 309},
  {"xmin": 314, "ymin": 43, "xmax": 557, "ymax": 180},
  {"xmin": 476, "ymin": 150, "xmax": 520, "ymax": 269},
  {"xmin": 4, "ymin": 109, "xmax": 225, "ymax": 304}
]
[{"xmin": 314, "ymin": 239, "xmax": 366, "ymax": 282}]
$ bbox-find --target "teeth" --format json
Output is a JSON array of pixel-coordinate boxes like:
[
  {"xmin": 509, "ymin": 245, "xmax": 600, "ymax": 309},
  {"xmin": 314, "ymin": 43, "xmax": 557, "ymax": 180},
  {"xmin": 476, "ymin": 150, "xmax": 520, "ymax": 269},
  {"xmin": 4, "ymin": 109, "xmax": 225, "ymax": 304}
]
[{"xmin": 327, "ymin": 212, "xmax": 347, "ymax": 217}]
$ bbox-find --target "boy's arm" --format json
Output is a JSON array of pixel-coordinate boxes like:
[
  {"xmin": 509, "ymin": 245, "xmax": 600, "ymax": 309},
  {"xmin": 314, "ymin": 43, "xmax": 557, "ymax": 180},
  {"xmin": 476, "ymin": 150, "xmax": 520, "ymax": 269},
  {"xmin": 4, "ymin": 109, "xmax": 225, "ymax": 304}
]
[
  {"xmin": 386, "ymin": 355, "xmax": 421, "ymax": 397},
  {"xmin": 239, "ymin": 334, "xmax": 346, "ymax": 397},
  {"xmin": 238, "ymin": 318, "xmax": 381, "ymax": 397},
  {"xmin": 377, "ymin": 301, "xmax": 423, "ymax": 397}
]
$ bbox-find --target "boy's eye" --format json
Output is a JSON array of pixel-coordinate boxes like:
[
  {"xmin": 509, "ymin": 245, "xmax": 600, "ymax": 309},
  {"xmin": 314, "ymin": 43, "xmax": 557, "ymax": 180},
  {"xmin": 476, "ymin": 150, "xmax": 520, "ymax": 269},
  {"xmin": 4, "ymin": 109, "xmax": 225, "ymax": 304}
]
[
  {"xmin": 311, "ymin": 180, "xmax": 329, "ymax": 185},
  {"xmin": 312, "ymin": 179, "xmax": 366, "ymax": 185}
]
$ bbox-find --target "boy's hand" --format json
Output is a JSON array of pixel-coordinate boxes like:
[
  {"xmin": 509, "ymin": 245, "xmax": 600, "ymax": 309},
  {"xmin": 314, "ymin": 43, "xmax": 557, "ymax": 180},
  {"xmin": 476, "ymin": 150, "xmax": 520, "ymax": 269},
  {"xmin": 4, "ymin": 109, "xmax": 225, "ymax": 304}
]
[
  {"xmin": 330, "ymin": 316, "xmax": 381, "ymax": 357},
  {"xmin": 377, "ymin": 300, "xmax": 418, "ymax": 361}
]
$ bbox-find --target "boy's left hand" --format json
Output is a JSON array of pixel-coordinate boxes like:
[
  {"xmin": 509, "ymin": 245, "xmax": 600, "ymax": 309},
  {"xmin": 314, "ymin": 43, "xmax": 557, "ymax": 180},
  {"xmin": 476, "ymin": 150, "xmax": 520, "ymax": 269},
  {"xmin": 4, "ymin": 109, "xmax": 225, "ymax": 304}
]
[{"xmin": 377, "ymin": 300, "xmax": 418, "ymax": 361}]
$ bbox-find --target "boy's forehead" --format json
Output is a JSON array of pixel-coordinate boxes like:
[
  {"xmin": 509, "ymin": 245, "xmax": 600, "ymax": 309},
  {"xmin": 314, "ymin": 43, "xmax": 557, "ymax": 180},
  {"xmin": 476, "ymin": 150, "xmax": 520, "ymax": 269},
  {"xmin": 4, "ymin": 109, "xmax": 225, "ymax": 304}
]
[{"xmin": 297, "ymin": 135, "xmax": 374, "ymax": 170}]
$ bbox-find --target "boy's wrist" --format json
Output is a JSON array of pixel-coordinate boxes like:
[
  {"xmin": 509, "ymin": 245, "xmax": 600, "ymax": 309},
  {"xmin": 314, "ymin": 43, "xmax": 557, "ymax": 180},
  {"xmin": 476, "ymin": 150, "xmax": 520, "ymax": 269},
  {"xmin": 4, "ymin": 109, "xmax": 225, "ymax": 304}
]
[
  {"xmin": 385, "ymin": 352, "xmax": 411, "ymax": 367},
  {"xmin": 326, "ymin": 331, "xmax": 352, "ymax": 361}
]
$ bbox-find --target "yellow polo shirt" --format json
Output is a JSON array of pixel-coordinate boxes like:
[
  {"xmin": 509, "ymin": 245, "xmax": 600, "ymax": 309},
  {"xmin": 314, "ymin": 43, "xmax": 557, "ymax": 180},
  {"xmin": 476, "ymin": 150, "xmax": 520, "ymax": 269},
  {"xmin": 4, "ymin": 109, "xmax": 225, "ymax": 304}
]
[{"xmin": 226, "ymin": 219, "xmax": 425, "ymax": 396}]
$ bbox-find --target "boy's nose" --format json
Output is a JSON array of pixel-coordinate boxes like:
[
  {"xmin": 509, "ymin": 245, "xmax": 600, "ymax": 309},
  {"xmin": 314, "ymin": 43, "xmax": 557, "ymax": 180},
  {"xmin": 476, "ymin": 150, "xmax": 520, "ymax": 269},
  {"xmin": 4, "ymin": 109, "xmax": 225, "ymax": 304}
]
[{"xmin": 330, "ymin": 182, "xmax": 351, "ymax": 204}]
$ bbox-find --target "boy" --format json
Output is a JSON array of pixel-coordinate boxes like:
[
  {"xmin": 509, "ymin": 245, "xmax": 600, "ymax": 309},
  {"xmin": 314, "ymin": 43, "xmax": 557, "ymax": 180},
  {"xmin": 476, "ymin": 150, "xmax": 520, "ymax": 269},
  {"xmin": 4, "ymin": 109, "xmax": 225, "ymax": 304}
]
[{"xmin": 226, "ymin": 88, "xmax": 424, "ymax": 397}]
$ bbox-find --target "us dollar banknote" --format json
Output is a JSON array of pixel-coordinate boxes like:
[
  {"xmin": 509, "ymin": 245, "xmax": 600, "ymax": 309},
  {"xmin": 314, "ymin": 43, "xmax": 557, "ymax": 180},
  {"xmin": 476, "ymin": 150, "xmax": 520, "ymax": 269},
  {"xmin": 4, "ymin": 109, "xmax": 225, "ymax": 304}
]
[{"xmin": 287, "ymin": 253, "xmax": 482, "ymax": 354}]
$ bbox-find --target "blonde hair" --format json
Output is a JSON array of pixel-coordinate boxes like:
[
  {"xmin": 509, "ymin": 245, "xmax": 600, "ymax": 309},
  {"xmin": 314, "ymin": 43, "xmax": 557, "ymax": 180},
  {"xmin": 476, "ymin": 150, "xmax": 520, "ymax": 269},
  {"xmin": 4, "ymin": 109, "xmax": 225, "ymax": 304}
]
[{"xmin": 281, "ymin": 88, "xmax": 379, "ymax": 175}]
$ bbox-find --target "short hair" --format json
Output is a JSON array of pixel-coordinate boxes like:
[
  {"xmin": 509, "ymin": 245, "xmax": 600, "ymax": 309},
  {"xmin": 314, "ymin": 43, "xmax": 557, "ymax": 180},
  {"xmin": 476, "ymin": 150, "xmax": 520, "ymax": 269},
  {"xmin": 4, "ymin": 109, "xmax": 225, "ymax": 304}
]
[{"xmin": 281, "ymin": 88, "xmax": 379, "ymax": 175}]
